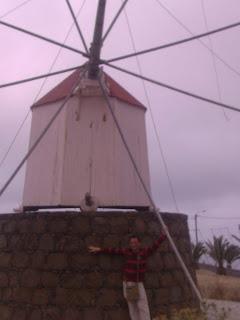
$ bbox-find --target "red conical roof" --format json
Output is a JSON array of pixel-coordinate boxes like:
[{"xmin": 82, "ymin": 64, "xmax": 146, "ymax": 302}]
[{"xmin": 33, "ymin": 68, "xmax": 145, "ymax": 110}]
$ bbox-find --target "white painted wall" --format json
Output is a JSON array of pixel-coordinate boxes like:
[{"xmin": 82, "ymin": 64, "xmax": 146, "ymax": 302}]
[
  {"xmin": 23, "ymin": 101, "xmax": 67, "ymax": 206},
  {"xmin": 23, "ymin": 93, "xmax": 151, "ymax": 208}
]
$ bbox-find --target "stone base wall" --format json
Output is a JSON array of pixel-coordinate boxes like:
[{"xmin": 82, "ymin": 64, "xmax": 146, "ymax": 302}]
[{"xmin": 0, "ymin": 211, "xmax": 198, "ymax": 319}]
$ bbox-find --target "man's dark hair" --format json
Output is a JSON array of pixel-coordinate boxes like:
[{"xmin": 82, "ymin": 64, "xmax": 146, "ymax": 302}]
[{"xmin": 129, "ymin": 234, "xmax": 141, "ymax": 242}]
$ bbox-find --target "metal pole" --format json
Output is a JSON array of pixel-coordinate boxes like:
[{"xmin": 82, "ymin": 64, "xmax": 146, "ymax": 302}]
[
  {"xmin": 106, "ymin": 20, "xmax": 240, "ymax": 63},
  {"xmin": 195, "ymin": 214, "xmax": 198, "ymax": 244},
  {"xmin": 102, "ymin": 0, "xmax": 128, "ymax": 43},
  {"xmin": 0, "ymin": 66, "xmax": 80, "ymax": 89},
  {"xmin": 97, "ymin": 72, "xmax": 203, "ymax": 304},
  {"xmin": 103, "ymin": 62, "xmax": 240, "ymax": 113},
  {"xmin": 0, "ymin": 20, "xmax": 88, "ymax": 58},
  {"xmin": 88, "ymin": 0, "xmax": 106, "ymax": 79},
  {"xmin": 65, "ymin": 0, "xmax": 89, "ymax": 54}
]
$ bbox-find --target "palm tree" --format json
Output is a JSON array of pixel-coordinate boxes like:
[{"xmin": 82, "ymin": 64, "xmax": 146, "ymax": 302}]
[
  {"xmin": 191, "ymin": 242, "xmax": 207, "ymax": 269},
  {"xmin": 224, "ymin": 244, "xmax": 240, "ymax": 270},
  {"xmin": 206, "ymin": 235, "xmax": 229, "ymax": 275},
  {"xmin": 232, "ymin": 234, "xmax": 240, "ymax": 243}
]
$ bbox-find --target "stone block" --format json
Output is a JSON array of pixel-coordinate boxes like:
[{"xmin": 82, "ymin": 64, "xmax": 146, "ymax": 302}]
[
  {"xmin": 132, "ymin": 218, "xmax": 147, "ymax": 233},
  {"xmin": 92, "ymin": 217, "xmax": 110, "ymax": 234},
  {"xmin": 31, "ymin": 217, "xmax": 46, "ymax": 233},
  {"xmin": 105, "ymin": 272, "xmax": 122, "ymax": 288},
  {"xmin": 104, "ymin": 309, "xmax": 130, "ymax": 320},
  {"xmin": 169, "ymin": 222, "xmax": 183, "ymax": 237},
  {"xmin": 70, "ymin": 217, "xmax": 91, "ymax": 234},
  {"xmin": 0, "ymin": 253, "xmax": 11, "ymax": 267},
  {"xmin": 32, "ymin": 288, "xmax": 51, "ymax": 305},
  {"xmin": 141, "ymin": 236, "xmax": 153, "ymax": 247},
  {"xmin": 82, "ymin": 272, "xmax": 102, "ymax": 288},
  {"xmin": 55, "ymin": 288, "xmax": 95, "ymax": 306},
  {"xmin": 0, "ymin": 235, "xmax": 7, "ymax": 249},
  {"xmin": 99, "ymin": 255, "xmax": 112, "ymax": 271},
  {"xmin": 9, "ymin": 271, "xmax": 19, "ymax": 287},
  {"xmin": 182, "ymin": 284, "xmax": 195, "ymax": 300},
  {"xmin": 103, "ymin": 235, "xmax": 120, "ymax": 248},
  {"xmin": 178, "ymin": 238, "xmax": 190, "ymax": 253},
  {"xmin": 60, "ymin": 272, "xmax": 83, "ymax": 288},
  {"xmin": 2, "ymin": 288, "xmax": 12, "ymax": 301},
  {"xmin": 146, "ymin": 288, "xmax": 153, "ymax": 304},
  {"xmin": 158, "ymin": 240, "xmax": 169, "ymax": 253},
  {"xmin": 0, "ymin": 305, "xmax": 12, "ymax": 320},
  {"xmin": 173, "ymin": 270, "xmax": 186, "ymax": 285},
  {"xmin": 17, "ymin": 219, "xmax": 32, "ymax": 233},
  {"xmin": 45, "ymin": 253, "xmax": 68, "ymax": 270},
  {"xmin": 3, "ymin": 220, "xmax": 16, "ymax": 233},
  {"xmin": 22, "ymin": 234, "xmax": 39, "ymax": 251},
  {"xmin": 64, "ymin": 308, "xmax": 83, "ymax": 320},
  {"xmin": 160, "ymin": 272, "xmax": 175, "ymax": 287},
  {"xmin": 41, "ymin": 272, "xmax": 59, "ymax": 288},
  {"xmin": 39, "ymin": 234, "xmax": 55, "ymax": 251},
  {"xmin": 163, "ymin": 253, "xmax": 176, "ymax": 269},
  {"xmin": 31, "ymin": 252, "xmax": 47, "ymax": 268},
  {"xmin": 110, "ymin": 256, "xmax": 124, "ymax": 272},
  {"xmin": 29, "ymin": 309, "xmax": 42, "ymax": 320},
  {"xmin": 148, "ymin": 221, "xmax": 160, "ymax": 235},
  {"xmin": 83, "ymin": 309, "xmax": 103, "ymax": 320},
  {"xmin": 12, "ymin": 308, "xmax": 27, "ymax": 320},
  {"xmin": 8, "ymin": 234, "xmax": 23, "ymax": 250},
  {"xmin": 85, "ymin": 235, "xmax": 103, "ymax": 248},
  {"xmin": 170, "ymin": 286, "xmax": 182, "ymax": 303},
  {"xmin": 110, "ymin": 217, "xmax": 129, "ymax": 233},
  {"xmin": 147, "ymin": 254, "xmax": 164, "ymax": 271},
  {"xmin": 69, "ymin": 253, "xmax": 97, "ymax": 270},
  {"xmin": 97, "ymin": 289, "xmax": 120, "ymax": 306},
  {"xmin": 20, "ymin": 269, "xmax": 41, "ymax": 287},
  {"xmin": 11, "ymin": 252, "xmax": 30, "ymax": 268},
  {"xmin": 0, "ymin": 272, "xmax": 8, "ymax": 287},
  {"xmin": 12, "ymin": 288, "xmax": 33, "ymax": 303},
  {"xmin": 154, "ymin": 288, "xmax": 170, "ymax": 305},
  {"xmin": 49, "ymin": 219, "xmax": 68, "ymax": 233},
  {"xmin": 42, "ymin": 306, "xmax": 61, "ymax": 319},
  {"xmin": 145, "ymin": 273, "xmax": 160, "ymax": 288},
  {"xmin": 55, "ymin": 235, "xmax": 85, "ymax": 252},
  {"xmin": 182, "ymin": 253, "xmax": 192, "ymax": 266}
]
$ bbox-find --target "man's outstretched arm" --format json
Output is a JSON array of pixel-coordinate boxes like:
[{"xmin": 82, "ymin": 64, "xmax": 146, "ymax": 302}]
[
  {"xmin": 88, "ymin": 245, "xmax": 126, "ymax": 255},
  {"xmin": 88, "ymin": 246, "xmax": 101, "ymax": 254},
  {"xmin": 144, "ymin": 229, "xmax": 167, "ymax": 256}
]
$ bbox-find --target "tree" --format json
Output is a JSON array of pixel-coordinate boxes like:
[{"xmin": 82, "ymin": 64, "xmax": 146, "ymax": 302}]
[
  {"xmin": 191, "ymin": 242, "xmax": 207, "ymax": 269},
  {"xmin": 232, "ymin": 234, "xmax": 240, "ymax": 243},
  {"xmin": 224, "ymin": 244, "xmax": 240, "ymax": 270},
  {"xmin": 206, "ymin": 235, "xmax": 229, "ymax": 275}
]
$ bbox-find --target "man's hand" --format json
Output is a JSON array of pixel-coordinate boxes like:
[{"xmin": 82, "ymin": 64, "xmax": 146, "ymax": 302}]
[{"xmin": 88, "ymin": 245, "xmax": 101, "ymax": 253}]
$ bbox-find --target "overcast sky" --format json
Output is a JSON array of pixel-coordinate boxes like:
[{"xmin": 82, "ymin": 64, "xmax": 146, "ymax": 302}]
[{"xmin": 0, "ymin": 0, "xmax": 240, "ymax": 255}]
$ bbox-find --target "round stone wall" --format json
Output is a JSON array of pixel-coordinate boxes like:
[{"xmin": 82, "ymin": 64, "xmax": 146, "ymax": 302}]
[{"xmin": 0, "ymin": 211, "xmax": 198, "ymax": 319}]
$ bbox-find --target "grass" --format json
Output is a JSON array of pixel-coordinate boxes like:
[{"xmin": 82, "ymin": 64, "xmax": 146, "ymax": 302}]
[{"xmin": 196, "ymin": 269, "xmax": 240, "ymax": 302}]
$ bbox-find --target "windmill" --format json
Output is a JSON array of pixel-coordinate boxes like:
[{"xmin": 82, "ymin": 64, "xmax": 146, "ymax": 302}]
[
  {"xmin": 19, "ymin": 0, "xmax": 151, "ymax": 211},
  {"xmin": 1, "ymin": 0, "xmax": 240, "ymax": 307}
]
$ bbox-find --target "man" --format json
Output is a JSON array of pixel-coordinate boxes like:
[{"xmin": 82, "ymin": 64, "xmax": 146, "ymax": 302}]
[{"xmin": 88, "ymin": 230, "xmax": 167, "ymax": 320}]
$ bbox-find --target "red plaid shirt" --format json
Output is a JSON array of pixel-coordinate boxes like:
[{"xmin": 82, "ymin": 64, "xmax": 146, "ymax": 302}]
[{"xmin": 99, "ymin": 234, "xmax": 167, "ymax": 282}]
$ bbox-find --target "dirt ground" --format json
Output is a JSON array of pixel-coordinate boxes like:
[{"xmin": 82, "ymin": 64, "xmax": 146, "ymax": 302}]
[{"xmin": 206, "ymin": 299, "xmax": 240, "ymax": 320}]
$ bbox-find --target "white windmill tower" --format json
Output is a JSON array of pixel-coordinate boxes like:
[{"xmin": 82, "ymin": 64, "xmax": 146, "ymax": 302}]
[{"xmin": 22, "ymin": 0, "xmax": 151, "ymax": 211}]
